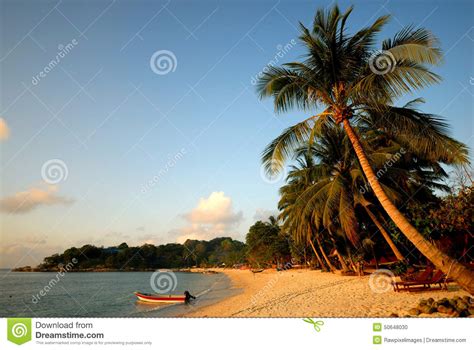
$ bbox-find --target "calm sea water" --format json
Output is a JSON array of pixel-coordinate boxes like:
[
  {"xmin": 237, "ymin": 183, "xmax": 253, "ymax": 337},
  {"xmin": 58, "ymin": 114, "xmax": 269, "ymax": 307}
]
[{"xmin": 0, "ymin": 270, "xmax": 236, "ymax": 317}]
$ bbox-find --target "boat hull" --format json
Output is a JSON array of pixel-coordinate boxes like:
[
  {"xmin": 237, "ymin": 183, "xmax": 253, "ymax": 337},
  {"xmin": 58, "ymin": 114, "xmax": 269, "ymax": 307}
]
[{"xmin": 134, "ymin": 292, "xmax": 185, "ymax": 303}]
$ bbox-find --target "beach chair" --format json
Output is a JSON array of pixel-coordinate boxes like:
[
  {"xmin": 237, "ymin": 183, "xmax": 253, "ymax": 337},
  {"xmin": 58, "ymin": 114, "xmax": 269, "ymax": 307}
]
[
  {"xmin": 399, "ymin": 266, "xmax": 433, "ymax": 282},
  {"xmin": 392, "ymin": 269, "xmax": 449, "ymax": 292}
]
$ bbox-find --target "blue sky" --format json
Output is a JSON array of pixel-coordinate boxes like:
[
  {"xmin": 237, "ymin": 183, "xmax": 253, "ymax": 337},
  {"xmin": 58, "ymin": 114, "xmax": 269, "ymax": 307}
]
[{"xmin": 1, "ymin": 0, "xmax": 473, "ymax": 268}]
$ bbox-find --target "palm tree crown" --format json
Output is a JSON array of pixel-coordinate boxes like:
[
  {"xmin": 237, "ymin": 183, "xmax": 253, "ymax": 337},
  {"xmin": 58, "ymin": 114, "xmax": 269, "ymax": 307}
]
[{"xmin": 258, "ymin": 5, "xmax": 466, "ymax": 174}]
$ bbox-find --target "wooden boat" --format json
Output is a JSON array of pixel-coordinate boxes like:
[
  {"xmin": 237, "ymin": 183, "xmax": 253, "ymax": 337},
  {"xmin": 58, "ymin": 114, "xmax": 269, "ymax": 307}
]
[
  {"xmin": 134, "ymin": 291, "xmax": 185, "ymax": 303},
  {"xmin": 251, "ymin": 268, "xmax": 264, "ymax": 273}
]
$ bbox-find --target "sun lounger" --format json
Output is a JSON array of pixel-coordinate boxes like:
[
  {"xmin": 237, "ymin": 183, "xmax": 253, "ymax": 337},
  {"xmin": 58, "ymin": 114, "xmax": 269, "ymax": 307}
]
[
  {"xmin": 392, "ymin": 270, "xmax": 450, "ymax": 292},
  {"xmin": 400, "ymin": 266, "xmax": 433, "ymax": 282}
]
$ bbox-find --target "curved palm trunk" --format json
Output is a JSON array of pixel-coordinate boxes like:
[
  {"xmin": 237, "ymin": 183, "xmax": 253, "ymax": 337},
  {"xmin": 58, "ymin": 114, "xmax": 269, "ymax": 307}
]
[
  {"xmin": 336, "ymin": 250, "xmax": 350, "ymax": 271},
  {"xmin": 316, "ymin": 236, "xmax": 336, "ymax": 272},
  {"xmin": 308, "ymin": 238, "xmax": 326, "ymax": 270},
  {"xmin": 371, "ymin": 245, "xmax": 379, "ymax": 270},
  {"xmin": 344, "ymin": 248, "xmax": 360, "ymax": 273},
  {"xmin": 308, "ymin": 226, "xmax": 327, "ymax": 270},
  {"xmin": 333, "ymin": 247, "xmax": 350, "ymax": 271},
  {"xmin": 329, "ymin": 237, "xmax": 351, "ymax": 271},
  {"xmin": 364, "ymin": 206, "xmax": 405, "ymax": 261},
  {"xmin": 343, "ymin": 119, "xmax": 474, "ymax": 293},
  {"xmin": 347, "ymin": 253, "xmax": 363, "ymax": 276}
]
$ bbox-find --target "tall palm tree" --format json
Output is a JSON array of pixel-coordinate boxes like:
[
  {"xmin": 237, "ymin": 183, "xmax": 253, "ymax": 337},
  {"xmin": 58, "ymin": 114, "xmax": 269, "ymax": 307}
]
[{"xmin": 258, "ymin": 5, "xmax": 474, "ymax": 292}]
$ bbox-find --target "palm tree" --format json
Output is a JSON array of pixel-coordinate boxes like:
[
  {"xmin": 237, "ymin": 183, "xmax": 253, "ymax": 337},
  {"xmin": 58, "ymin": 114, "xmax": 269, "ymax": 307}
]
[
  {"xmin": 288, "ymin": 124, "xmax": 406, "ymax": 263},
  {"xmin": 258, "ymin": 5, "xmax": 474, "ymax": 292},
  {"xmin": 279, "ymin": 154, "xmax": 337, "ymax": 271},
  {"xmin": 282, "ymin": 121, "xmax": 453, "ymax": 266},
  {"xmin": 267, "ymin": 215, "xmax": 280, "ymax": 229},
  {"xmin": 363, "ymin": 205, "xmax": 404, "ymax": 261}
]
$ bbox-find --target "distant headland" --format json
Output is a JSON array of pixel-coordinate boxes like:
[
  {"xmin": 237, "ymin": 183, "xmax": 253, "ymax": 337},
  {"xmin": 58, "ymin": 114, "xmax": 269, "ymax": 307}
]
[{"xmin": 13, "ymin": 237, "xmax": 246, "ymax": 272}]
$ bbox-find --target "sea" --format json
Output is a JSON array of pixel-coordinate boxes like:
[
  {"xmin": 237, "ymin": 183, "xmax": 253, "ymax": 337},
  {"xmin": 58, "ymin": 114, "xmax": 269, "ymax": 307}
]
[{"xmin": 0, "ymin": 269, "xmax": 237, "ymax": 317}]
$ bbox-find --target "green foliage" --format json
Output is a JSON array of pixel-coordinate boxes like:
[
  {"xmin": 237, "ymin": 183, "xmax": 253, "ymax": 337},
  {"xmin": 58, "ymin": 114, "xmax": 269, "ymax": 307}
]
[
  {"xmin": 245, "ymin": 217, "xmax": 291, "ymax": 266},
  {"xmin": 118, "ymin": 242, "xmax": 129, "ymax": 249},
  {"xmin": 391, "ymin": 260, "xmax": 409, "ymax": 276},
  {"xmin": 402, "ymin": 185, "xmax": 473, "ymax": 260},
  {"xmin": 183, "ymin": 238, "xmax": 246, "ymax": 267},
  {"xmin": 431, "ymin": 186, "xmax": 473, "ymax": 234},
  {"xmin": 37, "ymin": 237, "xmax": 246, "ymax": 271},
  {"xmin": 288, "ymin": 238, "xmax": 308, "ymax": 265}
]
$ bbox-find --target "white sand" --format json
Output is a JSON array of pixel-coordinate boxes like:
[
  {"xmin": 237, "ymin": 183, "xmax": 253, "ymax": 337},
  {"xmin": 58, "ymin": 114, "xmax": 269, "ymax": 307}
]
[{"xmin": 187, "ymin": 269, "xmax": 470, "ymax": 317}]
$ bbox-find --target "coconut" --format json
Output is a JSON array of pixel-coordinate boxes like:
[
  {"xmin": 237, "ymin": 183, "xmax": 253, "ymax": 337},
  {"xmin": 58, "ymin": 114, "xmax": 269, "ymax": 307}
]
[
  {"xmin": 456, "ymin": 301, "xmax": 468, "ymax": 311},
  {"xmin": 419, "ymin": 305, "xmax": 433, "ymax": 314},
  {"xmin": 439, "ymin": 298, "xmax": 450, "ymax": 306},
  {"xmin": 437, "ymin": 305, "xmax": 453, "ymax": 314}
]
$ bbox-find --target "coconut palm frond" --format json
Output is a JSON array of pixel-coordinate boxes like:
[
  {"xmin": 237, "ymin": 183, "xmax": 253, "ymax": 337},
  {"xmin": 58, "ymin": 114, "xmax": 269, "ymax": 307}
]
[
  {"xmin": 382, "ymin": 26, "xmax": 442, "ymax": 65},
  {"xmin": 261, "ymin": 118, "xmax": 315, "ymax": 176}
]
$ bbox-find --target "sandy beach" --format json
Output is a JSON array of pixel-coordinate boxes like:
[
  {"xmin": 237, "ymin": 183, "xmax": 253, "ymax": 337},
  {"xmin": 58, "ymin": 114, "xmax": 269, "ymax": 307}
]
[{"xmin": 187, "ymin": 269, "xmax": 470, "ymax": 317}]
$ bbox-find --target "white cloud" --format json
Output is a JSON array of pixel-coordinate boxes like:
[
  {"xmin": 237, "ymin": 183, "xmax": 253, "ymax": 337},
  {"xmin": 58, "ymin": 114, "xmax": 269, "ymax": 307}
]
[
  {"xmin": 184, "ymin": 191, "xmax": 242, "ymax": 224},
  {"xmin": 0, "ymin": 118, "xmax": 10, "ymax": 140},
  {"xmin": 0, "ymin": 186, "xmax": 74, "ymax": 214},
  {"xmin": 175, "ymin": 191, "xmax": 243, "ymax": 243}
]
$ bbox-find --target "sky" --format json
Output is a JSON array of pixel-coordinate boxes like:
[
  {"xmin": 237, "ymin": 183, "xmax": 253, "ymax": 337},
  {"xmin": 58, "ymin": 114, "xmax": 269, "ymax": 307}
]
[{"xmin": 0, "ymin": 0, "xmax": 473, "ymax": 268}]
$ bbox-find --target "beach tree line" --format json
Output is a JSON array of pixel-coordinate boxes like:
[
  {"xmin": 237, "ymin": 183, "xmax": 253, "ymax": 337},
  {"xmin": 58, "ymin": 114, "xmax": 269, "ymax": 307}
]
[
  {"xmin": 31, "ymin": 226, "xmax": 295, "ymax": 271},
  {"xmin": 33, "ymin": 237, "xmax": 246, "ymax": 271}
]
